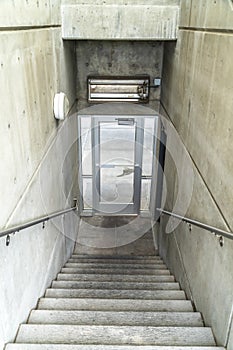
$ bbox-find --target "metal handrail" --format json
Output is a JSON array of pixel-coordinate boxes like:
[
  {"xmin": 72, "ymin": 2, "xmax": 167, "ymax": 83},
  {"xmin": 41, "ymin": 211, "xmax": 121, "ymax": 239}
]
[
  {"xmin": 157, "ymin": 208, "xmax": 233, "ymax": 241},
  {"xmin": 0, "ymin": 205, "xmax": 77, "ymax": 241}
]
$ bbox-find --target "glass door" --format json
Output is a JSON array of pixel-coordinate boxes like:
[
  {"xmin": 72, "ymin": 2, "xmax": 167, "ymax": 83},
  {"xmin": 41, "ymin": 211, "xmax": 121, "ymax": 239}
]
[
  {"xmin": 78, "ymin": 113, "xmax": 161, "ymax": 217},
  {"xmin": 92, "ymin": 116, "xmax": 144, "ymax": 215}
]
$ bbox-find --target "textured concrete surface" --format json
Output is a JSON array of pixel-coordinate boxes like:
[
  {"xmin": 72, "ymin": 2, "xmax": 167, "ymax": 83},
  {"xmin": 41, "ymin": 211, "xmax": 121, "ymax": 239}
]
[
  {"xmin": 9, "ymin": 253, "xmax": 216, "ymax": 348},
  {"xmin": 62, "ymin": 262, "xmax": 166, "ymax": 269},
  {"xmin": 60, "ymin": 267, "xmax": 169, "ymax": 276},
  {"xmin": 58, "ymin": 272, "xmax": 173, "ymax": 282},
  {"xmin": 0, "ymin": 0, "xmax": 61, "ymax": 27},
  {"xmin": 28, "ymin": 309, "xmax": 203, "ymax": 326},
  {"xmin": 63, "ymin": 0, "xmax": 180, "ymax": 4},
  {"xmin": 0, "ymin": 2, "xmax": 78, "ymax": 349},
  {"xmin": 52, "ymin": 280, "xmax": 179, "ymax": 290},
  {"xmin": 62, "ymin": 2, "xmax": 179, "ymax": 40},
  {"xmin": 1, "ymin": 28, "xmax": 58, "ymax": 227},
  {"xmin": 4, "ymin": 346, "xmax": 226, "ymax": 350},
  {"xmin": 160, "ymin": 1, "xmax": 233, "ymax": 348},
  {"xmin": 76, "ymin": 41, "xmax": 163, "ymax": 110},
  {"xmin": 2, "ymin": 0, "xmax": 232, "ymax": 349},
  {"xmin": 15, "ymin": 324, "xmax": 215, "ymax": 345},
  {"xmin": 180, "ymin": 0, "xmax": 233, "ymax": 30},
  {"xmin": 229, "ymin": 330, "xmax": 233, "ymax": 350},
  {"xmin": 66, "ymin": 255, "xmax": 163, "ymax": 263},
  {"xmin": 0, "ymin": 29, "xmax": 77, "ymax": 228},
  {"xmin": 38, "ymin": 297, "xmax": 194, "ymax": 312},
  {"xmin": 75, "ymin": 217, "xmax": 156, "ymax": 256}
]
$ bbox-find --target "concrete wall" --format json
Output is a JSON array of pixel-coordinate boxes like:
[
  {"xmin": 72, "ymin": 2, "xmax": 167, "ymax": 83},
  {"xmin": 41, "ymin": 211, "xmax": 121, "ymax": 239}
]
[
  {"xmin": 76, "ymin": 41, "xmax": 163, "ymax": 110},
  {"xmin": 160, "ymin": 1, "xmax": 233, "ymax": 348},
  {"xmin": 62, "ymin": 0, "xmax": 180, "ymax": 40},
  {"xmin": 0, "ymin": 1, "xmax": 79, "ymax": 348}
]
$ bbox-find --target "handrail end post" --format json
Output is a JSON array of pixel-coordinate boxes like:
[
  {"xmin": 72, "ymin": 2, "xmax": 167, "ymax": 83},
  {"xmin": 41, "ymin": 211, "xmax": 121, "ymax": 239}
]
[{"xmin": 73, "ymin": 198, "xmax": 78, "ymax": 209}]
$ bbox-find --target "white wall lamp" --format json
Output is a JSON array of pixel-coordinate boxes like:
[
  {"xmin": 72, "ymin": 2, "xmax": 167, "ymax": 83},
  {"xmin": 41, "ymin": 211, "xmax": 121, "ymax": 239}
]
[{"xmin": 53, "ymin": 92, "xmax": 70, "ymax": 120}]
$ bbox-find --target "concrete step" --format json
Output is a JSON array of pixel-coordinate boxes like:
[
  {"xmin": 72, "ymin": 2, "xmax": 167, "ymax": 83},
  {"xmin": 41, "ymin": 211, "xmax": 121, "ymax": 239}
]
[
  {"xmin": 70, "ymin": 257, "xmax": 163, "ymax": 264},
  {"xmin": 64, "ymin": 266, "xmax": 170, "ymax": 275},
  {"xmin": 45, "ymin": 288, "xmax": 186, "ymax": 300},
  {"xmin": 6, "ymin": 251, "xmax": 219, "ymax": 350},
  {"xmin": 60, "ymin": 270, "xmax": 175, "ymax": 282},
  {"xmin": 29, "ymin": 310, "xmax": 203, "ymax": 327},
  {"xmin": 16, "ymin": 325, "xmax": 216, "ymax": 346},
  {"xmin": 66, "ymin": 262, "xmax": 166, "ymax": 269},
  {"xmin": 38, "ymin": 298, "xmax": 194, "ymax": 312},
  {"xmin": 5, "ymin": 345, "xmax": 226, "ymax": 350},
  {"xmin": 71, "ymin": 255, "xmax": 159, "ymax": 260},
  {"xmin": 53, "ymin": 279, "xmax": 180, "ymax": 290}
]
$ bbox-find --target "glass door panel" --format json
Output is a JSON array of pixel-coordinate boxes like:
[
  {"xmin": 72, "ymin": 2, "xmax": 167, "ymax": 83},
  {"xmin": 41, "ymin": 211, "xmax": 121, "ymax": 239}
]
[
  {"xmin": 92, "ymin": 116, "xmax": 143, "ymax": 215},
  {"xmin": 99, "ymin": 122, "xmax": 135, "ymax": 205},
  {"xmin": 80, "ymin": 117, "xmax": 92, "ymax": 175}
]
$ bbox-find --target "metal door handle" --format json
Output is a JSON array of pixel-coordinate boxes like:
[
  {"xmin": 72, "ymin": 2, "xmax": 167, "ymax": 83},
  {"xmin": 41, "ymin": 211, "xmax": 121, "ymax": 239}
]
[{"xmin": 116, "ymin": 118, "xmax": 135, "ymax": 126}]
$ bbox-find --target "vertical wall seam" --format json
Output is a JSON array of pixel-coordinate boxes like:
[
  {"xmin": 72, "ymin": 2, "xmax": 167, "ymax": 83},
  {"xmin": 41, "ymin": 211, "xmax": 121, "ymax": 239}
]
[
  {"xmin": 225, "ymin": 303, "xmax": 233, "ymax": 347},
  {"xmin": 188, "ymin": 0, "xmax": 193, "ymax": 27}
]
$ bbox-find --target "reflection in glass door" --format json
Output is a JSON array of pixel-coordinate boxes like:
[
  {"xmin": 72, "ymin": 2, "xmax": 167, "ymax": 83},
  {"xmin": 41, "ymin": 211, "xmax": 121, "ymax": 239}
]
[{"xmin": 92, "ymin": 117, "xmax": 144, "ymax": 215}]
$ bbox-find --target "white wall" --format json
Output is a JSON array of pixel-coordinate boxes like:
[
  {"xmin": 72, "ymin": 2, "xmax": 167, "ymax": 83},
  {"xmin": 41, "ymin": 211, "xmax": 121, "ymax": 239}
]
[{"xmin": 0, "ymin": 1, "xmax": 79, "ymax": 348}]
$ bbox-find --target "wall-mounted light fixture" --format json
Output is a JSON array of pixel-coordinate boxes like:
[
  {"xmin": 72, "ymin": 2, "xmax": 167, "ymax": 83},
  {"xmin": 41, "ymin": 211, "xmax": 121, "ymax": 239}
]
[
  {"xmin": 53, "ymin": 92, "xmax": 70, "ymax": 120},
  {"xmin": 88, "ymin": 76, "xmax": 150, "ymax": 103}
]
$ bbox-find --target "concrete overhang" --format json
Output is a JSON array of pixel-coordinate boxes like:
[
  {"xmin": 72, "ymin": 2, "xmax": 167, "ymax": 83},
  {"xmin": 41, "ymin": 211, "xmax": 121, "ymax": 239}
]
[{"xmin": 61, "ymin": 1, "xmax": 180, "ymax": 41}]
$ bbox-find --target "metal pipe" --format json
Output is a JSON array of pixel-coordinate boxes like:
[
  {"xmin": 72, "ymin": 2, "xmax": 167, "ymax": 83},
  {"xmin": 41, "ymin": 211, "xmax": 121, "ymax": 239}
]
[
  {"xmin": 0, "ymin": 206, "xmax": 77, "ymax": 239},
  {"xmin": 157, "ymin": 208, "xmax": 233, "ymax": 240}
]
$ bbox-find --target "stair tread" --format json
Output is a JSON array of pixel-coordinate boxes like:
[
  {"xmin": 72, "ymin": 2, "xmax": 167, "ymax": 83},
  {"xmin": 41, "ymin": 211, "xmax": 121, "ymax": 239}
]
[
  {"xmin": 6, "ymin": 252, "xmax": 219, "ymax": 349},
  {"xmin": 38, "ymin": 298, "xmax": 194, "ymax": 312},
  {"xmin": 45, "ymin": 289, "xmax": 186, "ymax": 300},
  {"xmin": 71, "ymin": 255, "xmax": 159, "ymax": 259},
  {"xmin": 63, "ymin": 266, "xmax": 171, "ymax": 275},
  {"xmin": 16, "ymin": 325, "xmax": 216, "ymax": 346},
  {"xmin": 29, "ymin": 310, "xmax": 203, "ymax": 326},
  {"xmin": 53, "ymin": 280, "xmax": 180, "ymax": 290},
  {"xmin": 5, "ymin": 343, "xmax": 225, "ymax": 350},
  {"xmin": 69, "ymin": 258, "xmax": 163, "ymax": 264},
  {"xmin": 66, "ymin": 262, "xmax": 165, "ymax": 269},
  {"xmin": 60, "ymin": 271, "xmax": 175, "ymax": 282},
  {"xmin": 7, "ymin": 346, "xmax": 225, "ymax": 350}
]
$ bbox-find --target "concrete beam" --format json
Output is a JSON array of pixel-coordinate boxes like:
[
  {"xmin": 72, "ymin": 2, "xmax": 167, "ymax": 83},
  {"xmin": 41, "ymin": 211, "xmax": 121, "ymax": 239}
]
[
  {"xmin": 62, "ymin": 4, "xmax": 180, "ymax": 40},
  {"xmin": 62, "ymin": 0, "xmax": 180, "ymax": 4}
]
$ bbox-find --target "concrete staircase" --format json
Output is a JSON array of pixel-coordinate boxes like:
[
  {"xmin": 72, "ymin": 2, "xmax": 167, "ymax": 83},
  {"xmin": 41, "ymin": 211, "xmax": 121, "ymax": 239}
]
[{"xmin": 6, "ymin": 254, "xmax": 223, "ymax": 349}]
